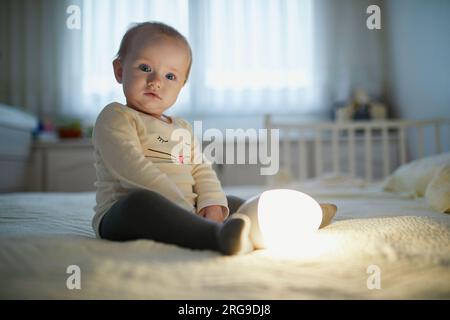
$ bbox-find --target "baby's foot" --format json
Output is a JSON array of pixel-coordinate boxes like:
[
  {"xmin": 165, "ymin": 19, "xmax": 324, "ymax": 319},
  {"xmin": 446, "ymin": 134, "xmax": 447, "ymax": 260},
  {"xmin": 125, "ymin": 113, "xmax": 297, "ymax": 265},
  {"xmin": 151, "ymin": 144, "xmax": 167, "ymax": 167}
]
[
  {"xmin": 319, "ymin": 203, "xmax": 337, "ymax": 229},
  {"xmin": 218, "ymin": 213, "xmax": 253, "ymax": 255}
]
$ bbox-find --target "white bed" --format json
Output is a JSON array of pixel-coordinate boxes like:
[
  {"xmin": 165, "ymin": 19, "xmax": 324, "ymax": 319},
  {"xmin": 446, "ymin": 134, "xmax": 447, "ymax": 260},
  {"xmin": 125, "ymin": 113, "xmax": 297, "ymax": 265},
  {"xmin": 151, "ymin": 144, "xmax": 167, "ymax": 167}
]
[
  {"xmin": 1, "ymin": 182, "xmax": 449, "ymax": 299},
  {"xmin": 0, "ymin": 108, "xmax": 449, "ymax": 299}
]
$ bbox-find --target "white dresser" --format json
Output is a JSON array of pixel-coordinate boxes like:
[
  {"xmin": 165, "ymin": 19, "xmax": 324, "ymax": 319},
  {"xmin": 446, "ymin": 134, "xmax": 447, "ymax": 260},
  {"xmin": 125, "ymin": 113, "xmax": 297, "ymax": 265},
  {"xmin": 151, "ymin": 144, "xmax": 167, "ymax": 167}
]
[{"xmin": 27, "ymin": 139, "xmax": 96, "ymax": 192}]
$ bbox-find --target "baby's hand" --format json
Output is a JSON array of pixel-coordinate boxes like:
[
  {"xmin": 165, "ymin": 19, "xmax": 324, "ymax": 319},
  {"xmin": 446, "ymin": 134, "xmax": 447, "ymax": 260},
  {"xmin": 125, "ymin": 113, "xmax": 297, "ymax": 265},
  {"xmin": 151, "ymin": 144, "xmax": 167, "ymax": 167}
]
[{"xmin": 199, "ymin": 205, "xmax": 225, "ymax": 223}]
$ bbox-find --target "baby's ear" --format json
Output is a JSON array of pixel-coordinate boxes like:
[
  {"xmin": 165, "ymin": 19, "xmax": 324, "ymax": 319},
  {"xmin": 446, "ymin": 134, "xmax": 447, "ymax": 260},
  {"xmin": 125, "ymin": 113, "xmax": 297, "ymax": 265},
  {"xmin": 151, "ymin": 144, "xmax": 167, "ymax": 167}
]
[{"xmin": 112, "ymin": 58, "xmax": 123, "ymax": 83}]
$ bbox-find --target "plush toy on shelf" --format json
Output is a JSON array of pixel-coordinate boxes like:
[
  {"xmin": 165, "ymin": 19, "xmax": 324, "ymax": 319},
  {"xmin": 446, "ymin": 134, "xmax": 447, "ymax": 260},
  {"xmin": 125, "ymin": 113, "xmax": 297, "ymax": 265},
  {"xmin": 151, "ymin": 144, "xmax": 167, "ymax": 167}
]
[{"xmin": 335, "ymin": 88, "xmax": 387, "ymax": 122}]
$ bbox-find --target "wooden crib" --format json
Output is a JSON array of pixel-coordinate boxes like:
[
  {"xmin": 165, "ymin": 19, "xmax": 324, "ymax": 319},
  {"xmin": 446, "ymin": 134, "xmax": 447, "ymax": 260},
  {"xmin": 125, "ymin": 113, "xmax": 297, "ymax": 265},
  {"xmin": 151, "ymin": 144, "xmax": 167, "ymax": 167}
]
[{"xmin": 264, "ymin": 115, "xmax": 450, "ymax": 184}]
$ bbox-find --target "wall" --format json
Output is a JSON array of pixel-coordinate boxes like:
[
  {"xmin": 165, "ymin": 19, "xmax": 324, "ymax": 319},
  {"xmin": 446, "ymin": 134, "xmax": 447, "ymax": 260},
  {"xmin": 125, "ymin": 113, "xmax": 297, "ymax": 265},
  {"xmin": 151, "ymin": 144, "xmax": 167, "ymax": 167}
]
[{"xmin": 384, "ymin": 0, "xmax": 450, "ymax": 156}]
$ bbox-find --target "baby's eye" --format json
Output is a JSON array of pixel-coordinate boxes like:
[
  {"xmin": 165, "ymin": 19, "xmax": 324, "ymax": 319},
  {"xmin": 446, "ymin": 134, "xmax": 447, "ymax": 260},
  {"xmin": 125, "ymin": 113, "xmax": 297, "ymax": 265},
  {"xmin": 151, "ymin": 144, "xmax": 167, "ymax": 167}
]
[
  {"xmin": 139, "ymin": 64, "xmax": 152, "ymax": 72},
  {"xmin": 166, "ymin": 73, "xmax": 176, "ymax": 81}
]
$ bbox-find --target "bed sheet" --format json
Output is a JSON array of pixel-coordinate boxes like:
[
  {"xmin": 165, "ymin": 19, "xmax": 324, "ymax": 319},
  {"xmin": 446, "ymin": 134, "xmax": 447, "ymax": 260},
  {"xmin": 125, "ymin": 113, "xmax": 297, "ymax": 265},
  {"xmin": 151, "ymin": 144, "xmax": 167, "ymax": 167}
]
[{"xmin": 0, "ymin": 185, "xmax": 449, "ymax": 299}]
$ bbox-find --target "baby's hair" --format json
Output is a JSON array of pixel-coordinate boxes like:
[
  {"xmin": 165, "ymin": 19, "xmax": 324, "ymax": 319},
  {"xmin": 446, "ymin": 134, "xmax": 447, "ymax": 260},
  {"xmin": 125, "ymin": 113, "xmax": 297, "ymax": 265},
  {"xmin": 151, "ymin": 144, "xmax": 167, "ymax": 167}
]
[{"xmin": 116, "ymin": 21, "xmax": 193, "ymax": 83}]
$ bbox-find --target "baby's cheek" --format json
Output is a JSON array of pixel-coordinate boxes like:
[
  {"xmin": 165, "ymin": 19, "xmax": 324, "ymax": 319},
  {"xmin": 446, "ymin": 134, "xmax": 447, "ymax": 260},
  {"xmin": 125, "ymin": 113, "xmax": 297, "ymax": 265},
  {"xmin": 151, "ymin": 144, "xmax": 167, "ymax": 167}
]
[
  {"xmin": 168, "ymin": 90, "xmax": 181, "ymax": 104},
  {"xmin": 124, "ymin": 83, "xmax": 140, "ymax": 100}
]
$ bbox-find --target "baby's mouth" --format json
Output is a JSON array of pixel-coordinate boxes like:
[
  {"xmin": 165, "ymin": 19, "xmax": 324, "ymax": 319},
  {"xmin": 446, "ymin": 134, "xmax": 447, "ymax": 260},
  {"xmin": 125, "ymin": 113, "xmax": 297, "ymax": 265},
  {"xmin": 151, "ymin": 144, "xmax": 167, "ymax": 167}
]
[{"xmin": 144, "ymin": 92, "xmax": 162, "ymax": 100}]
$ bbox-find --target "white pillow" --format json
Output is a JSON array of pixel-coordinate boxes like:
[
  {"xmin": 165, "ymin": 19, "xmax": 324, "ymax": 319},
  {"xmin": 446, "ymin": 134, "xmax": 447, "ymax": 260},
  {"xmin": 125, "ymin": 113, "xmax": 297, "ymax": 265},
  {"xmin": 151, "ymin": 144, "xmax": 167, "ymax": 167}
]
[
  {"xmin": 383, "ymin": 152, "xmax": 450, "ymax": 197},
  {"xmin": 425, "ymin": 164, "xmax": 450, "ymax": 213}
]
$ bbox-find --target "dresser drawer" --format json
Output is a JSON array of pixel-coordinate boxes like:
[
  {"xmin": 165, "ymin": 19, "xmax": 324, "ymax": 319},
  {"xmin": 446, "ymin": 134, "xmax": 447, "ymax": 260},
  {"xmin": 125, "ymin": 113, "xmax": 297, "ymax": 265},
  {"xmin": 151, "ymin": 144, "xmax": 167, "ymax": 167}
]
[{"xmin": 45, "ymin": 147, "xmax": 96, "ymax": 192}]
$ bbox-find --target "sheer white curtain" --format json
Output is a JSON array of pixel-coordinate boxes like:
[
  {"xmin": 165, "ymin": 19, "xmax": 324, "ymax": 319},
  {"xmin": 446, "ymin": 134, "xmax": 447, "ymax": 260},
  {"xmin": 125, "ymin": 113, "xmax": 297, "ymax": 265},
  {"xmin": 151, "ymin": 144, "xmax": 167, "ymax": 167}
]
[
  {"xmin": 0, "ymin": 0, "xmax": 75, "ymax": 120},
  {"xmin": 189, "ymin": 0, "xmax": 314, "ymax": 116},
  {"xmin": 1, "ymin": 0, "xmax": 386, "ymax": 124},
  {"xmin": 0, "ymin": 0, "xmax": 190, "ymax": 121},
  {"xmin": 77, "ymin": 0, "xmax": 315, "ymax": 119}
]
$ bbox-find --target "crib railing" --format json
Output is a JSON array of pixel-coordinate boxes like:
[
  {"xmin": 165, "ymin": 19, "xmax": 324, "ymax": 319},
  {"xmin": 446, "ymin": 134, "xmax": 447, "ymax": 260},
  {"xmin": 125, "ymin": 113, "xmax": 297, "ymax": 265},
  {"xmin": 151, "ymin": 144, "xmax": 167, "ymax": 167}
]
[{"xmin": 265, "ymin": 115, "xmax": 450, "ymax": 183}]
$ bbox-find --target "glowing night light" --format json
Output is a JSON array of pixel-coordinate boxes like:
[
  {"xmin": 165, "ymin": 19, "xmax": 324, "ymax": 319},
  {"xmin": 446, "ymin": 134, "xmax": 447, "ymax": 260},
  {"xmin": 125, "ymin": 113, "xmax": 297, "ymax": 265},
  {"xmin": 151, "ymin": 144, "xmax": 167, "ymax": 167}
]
[{"xmin": 237, "ymin": 189, "xmax": 323, "ymax": 251}]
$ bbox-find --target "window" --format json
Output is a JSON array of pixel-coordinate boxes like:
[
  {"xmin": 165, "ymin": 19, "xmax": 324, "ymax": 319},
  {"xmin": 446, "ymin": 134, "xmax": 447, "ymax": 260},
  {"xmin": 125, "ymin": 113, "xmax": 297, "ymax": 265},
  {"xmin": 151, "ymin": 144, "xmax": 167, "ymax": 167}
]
[
  {"xmin": 78, "ymin": 0, "xmax": 313, "ymax": 119},
  {"xmin": 204, "ymin": 0, "xmax": 312, "ymax": 91}
]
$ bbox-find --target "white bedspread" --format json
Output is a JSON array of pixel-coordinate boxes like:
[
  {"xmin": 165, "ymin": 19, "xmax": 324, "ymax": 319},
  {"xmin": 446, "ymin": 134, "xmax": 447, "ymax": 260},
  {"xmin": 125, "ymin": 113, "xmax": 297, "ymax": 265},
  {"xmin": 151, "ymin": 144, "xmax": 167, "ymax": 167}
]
[{"xmin": 1, "ymin": 184, "xmax": 449, "ymax": 299}]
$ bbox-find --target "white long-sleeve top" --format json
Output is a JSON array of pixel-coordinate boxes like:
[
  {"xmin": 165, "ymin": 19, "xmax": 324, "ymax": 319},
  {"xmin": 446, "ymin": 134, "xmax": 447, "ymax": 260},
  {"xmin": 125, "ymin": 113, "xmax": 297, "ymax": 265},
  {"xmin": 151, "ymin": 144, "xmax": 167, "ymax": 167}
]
[{"xmin": 91, "ymin": 102, "xmax": 228, "ymax": 237}]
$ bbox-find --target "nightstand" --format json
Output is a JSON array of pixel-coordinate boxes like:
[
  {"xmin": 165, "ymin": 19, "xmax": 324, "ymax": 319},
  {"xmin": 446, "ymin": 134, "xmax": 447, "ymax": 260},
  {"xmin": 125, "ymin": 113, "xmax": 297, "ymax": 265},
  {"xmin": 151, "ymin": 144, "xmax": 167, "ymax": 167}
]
[{"xmin": 27, "ymin": 138, "xmax": 96, "ymax": 192}]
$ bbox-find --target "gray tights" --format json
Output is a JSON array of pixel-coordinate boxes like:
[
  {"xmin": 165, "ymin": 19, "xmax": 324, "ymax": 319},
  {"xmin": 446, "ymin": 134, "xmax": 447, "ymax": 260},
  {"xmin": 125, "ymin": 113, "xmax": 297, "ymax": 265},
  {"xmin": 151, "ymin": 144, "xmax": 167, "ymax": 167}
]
[{"xmin": 99, "ymin": 189, "xmax": 246, "ymax": 253}]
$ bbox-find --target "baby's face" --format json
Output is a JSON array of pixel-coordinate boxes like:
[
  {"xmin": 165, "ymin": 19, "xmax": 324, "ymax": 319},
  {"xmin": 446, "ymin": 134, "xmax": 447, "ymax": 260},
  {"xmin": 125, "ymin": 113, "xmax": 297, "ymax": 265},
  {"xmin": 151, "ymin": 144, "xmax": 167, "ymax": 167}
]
[{"xmin": 114, "ymin": 33, "xmax": 190, "ymax": 117}]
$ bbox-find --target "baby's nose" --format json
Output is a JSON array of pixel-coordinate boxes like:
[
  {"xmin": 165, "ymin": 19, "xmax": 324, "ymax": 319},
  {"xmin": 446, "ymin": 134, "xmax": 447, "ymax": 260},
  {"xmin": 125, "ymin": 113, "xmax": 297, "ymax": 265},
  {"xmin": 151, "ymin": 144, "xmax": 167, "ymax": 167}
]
[{"xmin": 147, "ymin": 74, "xmax": 161, "ymax": 88}]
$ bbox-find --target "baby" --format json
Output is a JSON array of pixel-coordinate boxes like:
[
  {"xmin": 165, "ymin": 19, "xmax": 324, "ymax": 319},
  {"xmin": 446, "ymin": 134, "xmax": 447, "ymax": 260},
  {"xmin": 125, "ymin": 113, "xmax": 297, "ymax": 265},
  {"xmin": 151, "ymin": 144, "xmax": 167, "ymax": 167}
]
[{"xmin": 92, "ymin": 22, "xmax": 336, "ymax": 255}]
